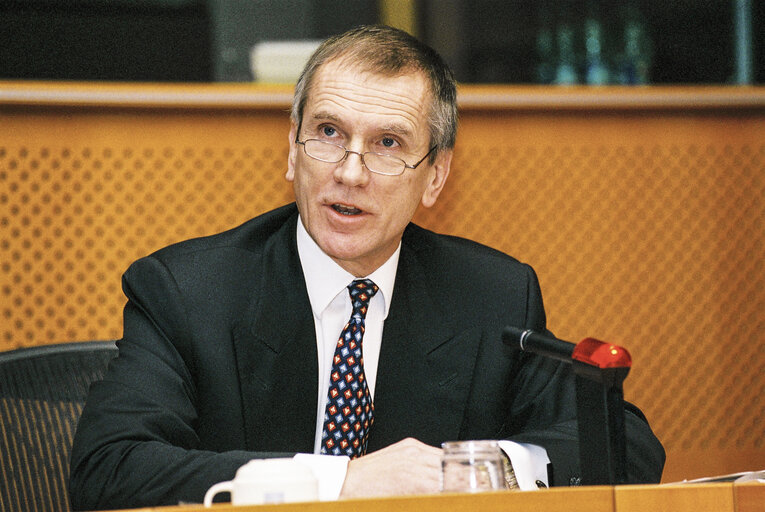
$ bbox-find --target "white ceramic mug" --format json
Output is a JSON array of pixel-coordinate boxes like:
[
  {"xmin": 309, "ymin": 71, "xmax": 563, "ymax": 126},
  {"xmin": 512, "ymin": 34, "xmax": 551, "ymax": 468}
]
[{"xmin": 203, "ymin": 458, "xmax": 318, "ymax": 507}]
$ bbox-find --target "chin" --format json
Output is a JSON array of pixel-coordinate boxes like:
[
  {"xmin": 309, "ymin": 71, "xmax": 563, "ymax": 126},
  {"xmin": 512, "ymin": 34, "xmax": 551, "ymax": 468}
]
[
  {"xmin": 323, "ymin": 243, "xmax": 366, "ymax": 263},
  {"xmin": 320, "ymin": 237, "xmax": 374, "ymax": 266}
]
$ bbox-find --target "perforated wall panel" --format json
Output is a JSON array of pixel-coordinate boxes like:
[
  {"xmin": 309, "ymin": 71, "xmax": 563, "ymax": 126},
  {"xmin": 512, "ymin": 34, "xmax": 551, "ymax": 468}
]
[
  {"xmin": 1, "ymin": 144, "xmax": 294, "ymax": 344},
  {"xmin": 1, "ymin": 98, "xmax": 763, "ymax": 482}
]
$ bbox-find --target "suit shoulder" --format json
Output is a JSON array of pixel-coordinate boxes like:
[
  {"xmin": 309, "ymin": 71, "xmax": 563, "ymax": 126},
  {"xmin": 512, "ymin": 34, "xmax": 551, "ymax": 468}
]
[
  {"xmin": 124, "ymin": 203, "xmax": 297, "ymax": 293},
  {"xmin": 146, "ymin": 203, "xmax": 297, "ymax": 263},
  {"xmin": 403, "ymin": 223, "xmax": 527, "ymax": 270},
  {"xmin": 401, "ymin": 223, "xmax": 546, "ymax": 331}
]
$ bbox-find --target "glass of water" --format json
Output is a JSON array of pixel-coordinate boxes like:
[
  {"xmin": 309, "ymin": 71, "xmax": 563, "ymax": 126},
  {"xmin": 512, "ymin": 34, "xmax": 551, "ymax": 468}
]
[{"xmin": 441, "ymin": 440, "xmax": 508, "ymax": 493}]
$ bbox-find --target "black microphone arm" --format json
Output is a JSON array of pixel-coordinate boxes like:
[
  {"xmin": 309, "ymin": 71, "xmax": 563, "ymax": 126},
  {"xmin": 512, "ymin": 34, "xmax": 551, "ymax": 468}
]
[{"xmin": 502, "ymin": 326, "xmax": 575, "ymax": 363}]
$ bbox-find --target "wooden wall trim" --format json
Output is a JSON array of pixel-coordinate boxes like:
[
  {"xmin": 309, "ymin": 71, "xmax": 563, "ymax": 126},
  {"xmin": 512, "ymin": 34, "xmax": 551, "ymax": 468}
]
[
  {"xmin": 456, "ymin": 85, "xmax": 765, "ymax": 111},
  {"xmin": 1, "ymin": 81, "xmax": 764, "ymax": 112},
  {"xmin": 0, "ymin": 81, "xmax": 295, "ymax": 110}
]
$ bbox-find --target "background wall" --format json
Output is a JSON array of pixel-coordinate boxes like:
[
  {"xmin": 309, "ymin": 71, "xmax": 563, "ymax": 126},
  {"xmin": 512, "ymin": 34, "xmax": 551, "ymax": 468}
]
[{"xmin": 0, "ymin": 83, "xmax": 763, "ymax": 484}]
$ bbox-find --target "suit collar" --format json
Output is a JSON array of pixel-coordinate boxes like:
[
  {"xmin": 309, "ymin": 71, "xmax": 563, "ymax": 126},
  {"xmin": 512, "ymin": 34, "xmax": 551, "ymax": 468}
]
[
  {"xmin": 232, "ymin": 209, "xmax": 319, "ymax": 452},
  {"xmin": 245, "ymin": 210, "xmax": 309, "ymax": 352}
]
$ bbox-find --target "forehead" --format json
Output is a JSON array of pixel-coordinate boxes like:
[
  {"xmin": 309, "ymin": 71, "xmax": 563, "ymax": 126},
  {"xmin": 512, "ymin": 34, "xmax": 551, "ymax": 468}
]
[{"xmin": 303, "ymin": 59, "xmax": 431, "ymax": 138}]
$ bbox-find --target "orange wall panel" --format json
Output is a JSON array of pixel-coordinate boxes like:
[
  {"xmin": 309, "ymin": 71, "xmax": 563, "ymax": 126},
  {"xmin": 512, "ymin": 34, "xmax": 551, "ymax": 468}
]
[{"xmin": 1, "ymin": 83, "xmax": 763, "ymax": 485}]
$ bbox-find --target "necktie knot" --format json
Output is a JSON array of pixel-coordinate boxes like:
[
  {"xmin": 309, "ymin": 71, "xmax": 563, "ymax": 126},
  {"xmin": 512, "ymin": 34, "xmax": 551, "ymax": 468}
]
[{"xmin": 348, "ymin": 279, "xmax": 379, "ymax": 317}]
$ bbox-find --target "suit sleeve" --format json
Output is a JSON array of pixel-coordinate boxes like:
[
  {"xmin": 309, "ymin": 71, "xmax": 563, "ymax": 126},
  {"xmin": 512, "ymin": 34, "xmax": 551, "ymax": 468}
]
[
  {"xmin": 504, "ymin": 265, "xmax": 665, "ymax": 485},
  {"xmin": 68, "ymin": 256, "xmax": 287, "ymax": 511}
]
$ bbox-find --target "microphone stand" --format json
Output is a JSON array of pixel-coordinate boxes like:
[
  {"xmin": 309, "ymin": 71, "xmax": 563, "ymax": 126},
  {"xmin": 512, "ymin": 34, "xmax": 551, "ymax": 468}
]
[{"xmin": 571, "ymin": 338, "xmax": 631, "ymax": 485}]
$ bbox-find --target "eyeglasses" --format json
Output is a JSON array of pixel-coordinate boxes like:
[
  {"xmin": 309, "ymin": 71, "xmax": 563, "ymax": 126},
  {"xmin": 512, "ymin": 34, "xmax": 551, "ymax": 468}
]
[{"xmin": 295, "ymin": 138, "xmax": 437, "ymax": 176}]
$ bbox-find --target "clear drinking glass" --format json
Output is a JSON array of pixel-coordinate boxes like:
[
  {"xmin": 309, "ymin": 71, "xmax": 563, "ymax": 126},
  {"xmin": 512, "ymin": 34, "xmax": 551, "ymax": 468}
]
[{"xmin": 441, "ymin": 440, "xmax": 508, "ymax": 493}]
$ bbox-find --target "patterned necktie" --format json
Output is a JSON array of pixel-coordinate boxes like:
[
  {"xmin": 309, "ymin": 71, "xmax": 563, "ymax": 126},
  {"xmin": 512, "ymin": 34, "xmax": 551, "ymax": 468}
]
[{"xmin": 320, "ymin": 279, "xmax": 379, "ymax": 458}]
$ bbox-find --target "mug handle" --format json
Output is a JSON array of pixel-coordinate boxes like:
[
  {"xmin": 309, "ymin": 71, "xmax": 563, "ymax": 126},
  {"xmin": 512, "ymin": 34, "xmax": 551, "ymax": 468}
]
[{"xmin": 203, "ymin": 480, "xmax": 233, "ymax": 507}]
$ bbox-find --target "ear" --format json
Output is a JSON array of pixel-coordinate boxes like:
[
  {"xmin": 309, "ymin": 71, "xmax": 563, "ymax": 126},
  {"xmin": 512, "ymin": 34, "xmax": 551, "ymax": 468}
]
[
  {"xmin": 286, "ymin": 121, "xmax": 299, "ymax": 182},
  {"xmin": 420, "ymin": 149, "xmax": 453, "ymax": 208}
]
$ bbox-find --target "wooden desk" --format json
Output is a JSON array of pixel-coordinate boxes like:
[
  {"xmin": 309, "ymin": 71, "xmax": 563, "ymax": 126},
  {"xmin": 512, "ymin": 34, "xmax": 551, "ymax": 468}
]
[
  {"xmin": 615, "ymin": 483, "xmax": 735, "ymax": 512},
  {"xmin": 737, "ymin": 482, "xmax": 765, "ymax": 512},
  {"xmin": 106, "ymin": 483, "xmax": 763, "ymax": 512}
]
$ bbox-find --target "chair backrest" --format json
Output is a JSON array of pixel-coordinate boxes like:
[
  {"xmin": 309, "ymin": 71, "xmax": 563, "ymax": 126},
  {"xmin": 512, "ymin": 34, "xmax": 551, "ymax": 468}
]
[{"xmin": 0, "ymin": 341, "xmax": 118, "ymax": 512}]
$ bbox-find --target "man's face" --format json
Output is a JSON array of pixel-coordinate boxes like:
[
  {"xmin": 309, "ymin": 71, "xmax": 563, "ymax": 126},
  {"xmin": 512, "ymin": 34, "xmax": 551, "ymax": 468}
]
[{"xmin": 286, "ymin": 58, "xmax": 452, "ymax": 277}]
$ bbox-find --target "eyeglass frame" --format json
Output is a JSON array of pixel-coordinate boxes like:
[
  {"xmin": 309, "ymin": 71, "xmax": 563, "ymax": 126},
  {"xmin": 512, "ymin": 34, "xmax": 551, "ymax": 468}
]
[{"xmin": 294, "ymin": 138, "xmax": 437, "ymax": 176}]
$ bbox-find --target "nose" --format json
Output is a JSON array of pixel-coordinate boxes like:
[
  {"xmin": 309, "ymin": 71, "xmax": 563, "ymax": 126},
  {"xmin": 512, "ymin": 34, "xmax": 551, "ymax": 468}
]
[{"xmin": 333, "ymin": 148, "xmax": 370, "ymax": 187}]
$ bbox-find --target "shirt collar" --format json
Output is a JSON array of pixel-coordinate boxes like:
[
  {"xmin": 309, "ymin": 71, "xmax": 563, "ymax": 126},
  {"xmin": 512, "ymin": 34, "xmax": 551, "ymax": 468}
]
[{"xmin": 296, "ymin": 215, "xmax": 399, "ymax": 319}]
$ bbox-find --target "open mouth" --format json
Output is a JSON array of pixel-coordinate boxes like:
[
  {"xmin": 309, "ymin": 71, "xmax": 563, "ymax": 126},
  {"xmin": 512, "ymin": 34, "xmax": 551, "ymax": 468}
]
[{"xmin": 331, "ymin": 203, "xmax": 363, "ymax": 216}]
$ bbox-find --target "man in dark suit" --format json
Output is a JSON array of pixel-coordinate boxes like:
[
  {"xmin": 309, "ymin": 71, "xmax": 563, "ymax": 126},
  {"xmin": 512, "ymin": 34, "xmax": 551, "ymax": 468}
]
[{"xmin": 69, "ymin": 25, "xmax": 664, "ymax": 510}]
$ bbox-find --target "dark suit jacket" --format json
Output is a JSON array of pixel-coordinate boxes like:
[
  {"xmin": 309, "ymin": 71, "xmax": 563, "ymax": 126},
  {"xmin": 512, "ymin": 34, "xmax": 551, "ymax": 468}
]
[{"xmin": 69, "ymin": 203, "xmax": 664, "ymax": 510}]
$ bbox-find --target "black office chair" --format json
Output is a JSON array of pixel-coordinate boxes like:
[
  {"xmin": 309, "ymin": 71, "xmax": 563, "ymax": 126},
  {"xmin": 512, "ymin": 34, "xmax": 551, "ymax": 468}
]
[{"xmin": 0, "ymin": 341, "xmax": 118, "ymax": 512}]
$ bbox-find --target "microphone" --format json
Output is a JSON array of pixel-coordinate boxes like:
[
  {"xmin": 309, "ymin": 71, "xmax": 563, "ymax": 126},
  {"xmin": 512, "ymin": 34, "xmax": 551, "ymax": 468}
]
[
  {"xmin": 503, "ymin": 326, "xmax": 632, "ymax": 369},
  {"xmin": 502, "ymin": 326, "xmax": 575, "ymax": 363}
]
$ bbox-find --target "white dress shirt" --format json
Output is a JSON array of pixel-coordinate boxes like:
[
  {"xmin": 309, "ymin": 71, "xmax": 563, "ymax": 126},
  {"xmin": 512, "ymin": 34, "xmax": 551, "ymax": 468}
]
[
  {"xmin": 295, "ymin": 216, "xmax": 399, "ymax": 453},
  {"xmin": 291, "ymin": 216, "xmax": 548, "ymax": 499}
]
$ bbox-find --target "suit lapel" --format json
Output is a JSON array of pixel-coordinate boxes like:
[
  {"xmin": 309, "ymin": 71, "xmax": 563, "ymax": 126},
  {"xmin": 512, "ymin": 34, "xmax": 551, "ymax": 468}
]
[
  {"xmin": 232, "ymin": 212, "xmax": 319, "ymax": 453},
  {"xmin": 369, "ymin": 236, "xmax": 482, "ymax": 451}
]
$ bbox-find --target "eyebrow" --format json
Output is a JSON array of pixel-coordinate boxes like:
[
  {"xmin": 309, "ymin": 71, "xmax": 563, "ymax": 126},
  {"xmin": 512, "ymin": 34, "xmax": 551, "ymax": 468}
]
[
  {"xmin": 311, "ymin": 111, "xmax": 341, "ymax": 123},
  {"xmin": 379, "ymin": 123, "xmax": 413, "ymax": 139}
]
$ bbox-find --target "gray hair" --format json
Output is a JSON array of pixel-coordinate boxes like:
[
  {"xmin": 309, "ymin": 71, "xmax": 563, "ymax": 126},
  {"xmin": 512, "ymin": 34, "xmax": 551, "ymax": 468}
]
[{"xmin": 291, "ymin": 25, "xmax": 458, "ymax": 160}]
